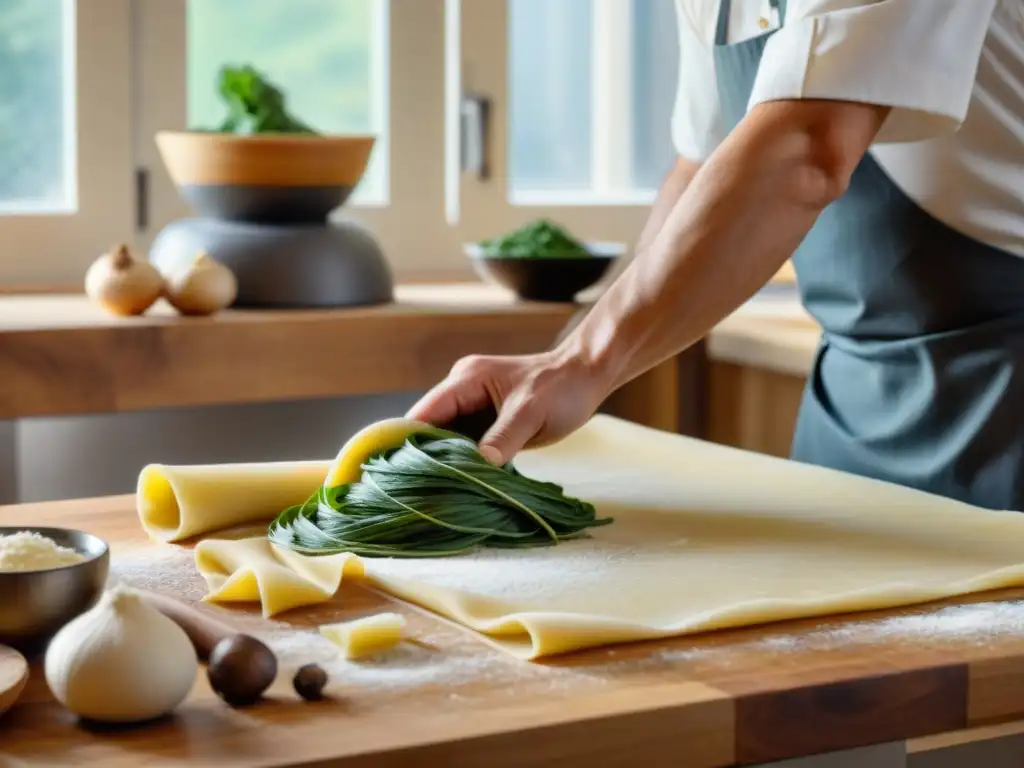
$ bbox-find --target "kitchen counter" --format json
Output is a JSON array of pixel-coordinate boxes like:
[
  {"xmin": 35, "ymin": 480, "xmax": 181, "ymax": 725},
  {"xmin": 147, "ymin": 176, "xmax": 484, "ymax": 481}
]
[
  {"xmin": 0, "ymin": 282, "xmax": 817, "ymax": 421},
  {"xmin": 0, "ymin": 283, "xmax": 689, "ymax": 434},
  {"xmin": 3, "ymin": 496, "xmax": 1024, "ymax": 767},
  {"xmin": 705, "ymin": 291, "xmax": 818, "ymax": 458},
  {"xmin": 708, "ymin": 289, "xmax": 819, "ymax": 378}
]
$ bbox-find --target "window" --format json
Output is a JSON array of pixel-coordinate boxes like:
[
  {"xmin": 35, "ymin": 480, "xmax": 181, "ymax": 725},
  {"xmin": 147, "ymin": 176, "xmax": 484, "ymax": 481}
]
[
  {"xmin": 135, "ymin": 0, "xmax": 450, "ymax": 277},
  {"xmin": 0, "ymin": 0, "xmax": 74, "ymax": 213},
  {"xmin": 0, "ymin": 0, "xmax": 134, "ymax": 284},
  {"xmin": 184, "ymin": 0, "xmax": 387, "ymax": 204},
  {"xmin": 4, "ymin": 1, "xmax": 684, "ymax": 285},
  {"xmin": 507, "ymin": 0, "xmax": 678, "ymax": 202},
  {"xmin": 452, "ymin": 0, "xmax": 679, "ymax": 249}
]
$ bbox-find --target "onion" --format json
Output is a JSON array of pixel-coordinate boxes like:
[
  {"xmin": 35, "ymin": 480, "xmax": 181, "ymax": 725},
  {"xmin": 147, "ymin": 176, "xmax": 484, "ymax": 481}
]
[
  {"xmin": 84, "ymin": 244, "xmax": 165, "ymax": 316},
  {"xmin": 164, "ymin": 251, "xmax": 238, "ymax": 316}
]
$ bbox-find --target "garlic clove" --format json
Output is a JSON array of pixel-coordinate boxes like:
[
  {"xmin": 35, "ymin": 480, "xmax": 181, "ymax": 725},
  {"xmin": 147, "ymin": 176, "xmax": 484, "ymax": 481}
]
[
  {"xmin": 44, "ymin": 587, "xmax": 198, "ymax": 723},
  {"xmin": 164, "ymin": 250, "xmax": 238, "ymax": 316},
  {"xmin": 84, "ymin": 244, "xmax": 165, "ymax": 316}
]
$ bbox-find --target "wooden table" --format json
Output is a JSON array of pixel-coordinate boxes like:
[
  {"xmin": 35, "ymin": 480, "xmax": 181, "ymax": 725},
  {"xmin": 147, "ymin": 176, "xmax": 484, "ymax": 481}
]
[
  {"xmin": 0, "ymin": 284, "xmax": 696, "ymax": 502},
  {"xmin": 4, "ymin": 497, "xmax": 1024, "ymax": 767}
]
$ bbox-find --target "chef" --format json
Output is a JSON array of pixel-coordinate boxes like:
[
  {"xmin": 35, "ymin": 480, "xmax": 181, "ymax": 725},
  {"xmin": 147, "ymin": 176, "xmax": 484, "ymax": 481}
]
[{"xmin": 410, "ymin": 0, "xmax": 1024, "ymax": 510}]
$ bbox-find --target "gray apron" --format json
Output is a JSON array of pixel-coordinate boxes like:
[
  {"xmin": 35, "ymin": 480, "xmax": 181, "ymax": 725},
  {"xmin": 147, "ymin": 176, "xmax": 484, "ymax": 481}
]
[{"xmin": 713, "ymin": 0, "xmax": 1024, "ymax": 510}]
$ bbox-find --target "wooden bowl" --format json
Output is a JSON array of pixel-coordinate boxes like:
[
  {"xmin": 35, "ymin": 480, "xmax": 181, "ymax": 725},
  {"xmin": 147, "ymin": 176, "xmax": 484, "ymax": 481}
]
[
  {"xmin": 155, "ymin": 131, "xmax": 376, "ymax": 223},
  {"xmin": 465, "ymin": 242, "xmax": 623, "ymax": 303}
]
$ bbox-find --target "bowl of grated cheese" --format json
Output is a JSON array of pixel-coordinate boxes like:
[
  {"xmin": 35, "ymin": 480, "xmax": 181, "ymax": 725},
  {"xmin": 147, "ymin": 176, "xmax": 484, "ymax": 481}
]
[{"xmin": 0, "ymin": 528, "xmax": 109, "ymax": 656}]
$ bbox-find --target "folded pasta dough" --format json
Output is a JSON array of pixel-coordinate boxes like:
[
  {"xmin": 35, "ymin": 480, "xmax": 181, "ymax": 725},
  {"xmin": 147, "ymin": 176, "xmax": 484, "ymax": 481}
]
[
  {"xmin": 137, "ymin": 461, "xmax": 331, "ymax": 542},
  {"xmin": 195, "ymin": 538, "xmax": 363, "ymax": 616},
  {"xmin": 188, "ymin": 415, "xmax": 1024, "ymax": 661}
]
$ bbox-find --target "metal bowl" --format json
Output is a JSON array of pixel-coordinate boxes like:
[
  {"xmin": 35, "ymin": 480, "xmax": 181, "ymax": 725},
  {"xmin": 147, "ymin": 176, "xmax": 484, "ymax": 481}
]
[{"xmin": 0, "ymin": 528, "xmax": 110, "ymax": 658}]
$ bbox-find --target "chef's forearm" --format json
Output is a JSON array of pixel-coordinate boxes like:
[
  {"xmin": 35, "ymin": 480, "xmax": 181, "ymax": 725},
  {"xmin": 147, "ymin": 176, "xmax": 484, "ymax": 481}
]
[
  {"xmin": 633, "ymin": 156, "xmax": 701, "ymax": 256},
  {"xmin": 557, "ymin": 99, "xmax": 890, "ymax": 392}
]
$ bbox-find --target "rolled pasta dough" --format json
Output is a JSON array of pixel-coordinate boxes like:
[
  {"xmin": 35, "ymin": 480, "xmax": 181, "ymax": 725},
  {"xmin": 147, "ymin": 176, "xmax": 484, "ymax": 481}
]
[
  {"xmin": 137, "ymin": 460, "xmax": 330, "ymax": 542},
  {"xmin": 176, "ymin": 416, "xmax": 1024, "ymax": 660}
]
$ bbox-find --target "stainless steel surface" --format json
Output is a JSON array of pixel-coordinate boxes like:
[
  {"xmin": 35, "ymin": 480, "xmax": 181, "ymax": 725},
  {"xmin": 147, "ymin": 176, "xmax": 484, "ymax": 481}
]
[{"xmin": 0, "ymin": 527, "xmax": 109, "ymax": 657}]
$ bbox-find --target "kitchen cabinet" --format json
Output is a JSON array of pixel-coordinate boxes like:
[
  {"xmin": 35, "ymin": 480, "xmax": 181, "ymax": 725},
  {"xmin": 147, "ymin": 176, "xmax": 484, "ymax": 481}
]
[{"xmin": 705, "ymin": 291, "xmax": 818, "ymax": 458}]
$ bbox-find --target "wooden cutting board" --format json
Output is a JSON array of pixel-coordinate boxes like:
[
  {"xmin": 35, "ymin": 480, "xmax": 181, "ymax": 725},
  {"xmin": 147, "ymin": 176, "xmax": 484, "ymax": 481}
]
[{"xmin": 0, "ymin": 645, "xmax": 28, "ymax": 717}]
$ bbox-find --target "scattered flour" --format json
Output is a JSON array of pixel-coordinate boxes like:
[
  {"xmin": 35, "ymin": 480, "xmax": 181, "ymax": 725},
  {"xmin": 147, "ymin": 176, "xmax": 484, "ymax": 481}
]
[
  {"xmin": 635, "ymin": 600, "xmax": 1024, "ymax": 669},
  {"xmin": 108, "ymin": 546, "xmax": 610, "ymax": 702},
  {"xmin": 108, "ymin": 545, "xmax": 1024, "ymax": 698},
  {"xmin": 758, "ymin": 601, "xmax": 1024, "ymax": 651}
]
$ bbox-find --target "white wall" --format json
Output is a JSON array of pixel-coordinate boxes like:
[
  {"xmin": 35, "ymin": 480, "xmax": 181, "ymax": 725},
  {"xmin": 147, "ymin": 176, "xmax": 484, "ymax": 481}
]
[{"xmin": 10, "ymin": 393, "xmax": 420, "ymax": 504}]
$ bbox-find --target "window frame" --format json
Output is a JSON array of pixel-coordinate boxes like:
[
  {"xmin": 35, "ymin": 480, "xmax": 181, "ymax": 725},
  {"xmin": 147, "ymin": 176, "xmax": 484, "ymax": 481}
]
[
  {"xmin": 0, "ymin": 0, "xmax": 136, "ymax": 286},
  {"xmin": 133, "ymin": 0, "xmax": 464, "ymax": 280},
  {"xmin": 449, "ymin": 0, "xmax": 662, "ymax": 251}
]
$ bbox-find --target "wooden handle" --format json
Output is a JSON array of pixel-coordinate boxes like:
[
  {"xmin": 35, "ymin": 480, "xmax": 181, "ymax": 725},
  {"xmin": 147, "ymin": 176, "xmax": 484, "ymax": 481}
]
[{"xmin": 137, "ymin": 591, "xmax": 236, "ymax": 661}]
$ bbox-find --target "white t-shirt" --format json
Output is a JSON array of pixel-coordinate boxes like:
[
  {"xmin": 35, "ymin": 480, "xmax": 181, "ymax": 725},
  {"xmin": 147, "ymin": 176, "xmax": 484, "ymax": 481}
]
[{"xmin": 672, "ymin": 0, "xmax": 1024, "ymax": 258}]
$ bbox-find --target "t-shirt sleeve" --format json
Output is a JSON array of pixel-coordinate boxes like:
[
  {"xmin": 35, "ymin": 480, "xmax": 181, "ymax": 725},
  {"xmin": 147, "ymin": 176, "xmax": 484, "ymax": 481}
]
[
  {"xmin": 749, "ymin": 0, "xmax": 998, "ymax": 143},
  {"xmin": 671, "ymin": 1, "xmax": 727, "ymax": 162}
]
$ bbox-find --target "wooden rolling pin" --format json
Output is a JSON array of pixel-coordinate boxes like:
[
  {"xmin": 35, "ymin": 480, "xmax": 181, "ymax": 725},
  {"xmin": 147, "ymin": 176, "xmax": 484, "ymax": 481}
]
[
  {"xmin": 137, "ymin": 591, "xmax": 278, "ymax": 706},
  {"xmin": 137, "ymin": 591, "xmax": 236, "ymax": 661}
]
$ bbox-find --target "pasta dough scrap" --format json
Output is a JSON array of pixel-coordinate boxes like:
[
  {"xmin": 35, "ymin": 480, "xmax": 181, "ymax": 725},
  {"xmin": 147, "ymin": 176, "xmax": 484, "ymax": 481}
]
[
  {"xmin": 319, "ymin": 613, "xmax": 407, "ymax": 659},
  {"xmin": 138, "ymin": 460, "xmax": 331, "ymax": 542},
  {"xmin": 194, "ymin": 537, "xmax": 363, "ymax": 617},
  {"xmin": 154, "ymin": 416, "xmax": 1024, "ymax": 660}
]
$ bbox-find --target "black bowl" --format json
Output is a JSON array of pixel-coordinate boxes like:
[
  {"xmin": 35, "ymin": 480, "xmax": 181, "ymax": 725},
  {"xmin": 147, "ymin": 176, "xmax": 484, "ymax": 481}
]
[{"xmin": 466, "ymin": 242, "xmax": 623, "ymax": 303}]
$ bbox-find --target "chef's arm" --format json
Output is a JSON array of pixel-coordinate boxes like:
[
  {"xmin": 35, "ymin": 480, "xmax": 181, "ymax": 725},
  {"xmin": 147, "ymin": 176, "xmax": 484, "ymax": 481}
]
[
  {"xmin": 555, "ymin": 98, "xmax": 890, "ymax": 391},
  {"xmin": 633, "ymin": 156, "xmax": 702, "ymax": 256}
]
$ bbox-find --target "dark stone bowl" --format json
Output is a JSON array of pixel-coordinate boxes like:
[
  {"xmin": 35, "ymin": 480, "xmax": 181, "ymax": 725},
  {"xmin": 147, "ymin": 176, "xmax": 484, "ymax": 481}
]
[
  {"xmin": 150, "ymin": 217, "xmax": 394, "ymax": 308},
  {"xmin": 466, "ymin": 242, "xmax": 623, "ymax": 303}
]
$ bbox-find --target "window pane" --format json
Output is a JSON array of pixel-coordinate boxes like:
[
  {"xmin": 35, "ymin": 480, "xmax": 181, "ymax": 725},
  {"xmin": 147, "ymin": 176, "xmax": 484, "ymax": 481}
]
[
  {"xmin": 0, "ymin": 0, "xmax": 73, "ymax": 212},
  {"xmin": 508, "ymin": 0, "xmax": 679, "ymax": 199},
  {"xmin": 509, "ymin": 0, "xmax": 593, "ymax": 192},
  {"xmin": 630, "ymin": 0, "xmax": 680, "ymax": 190},
  {"xmin": 186, "ymin": 0, "xmax": 387, "ymax": 202}
]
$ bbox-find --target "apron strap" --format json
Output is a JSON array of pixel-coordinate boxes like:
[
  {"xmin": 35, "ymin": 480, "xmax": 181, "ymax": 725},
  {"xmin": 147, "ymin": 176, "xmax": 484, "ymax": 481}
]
[{"xmin": 715, "ymin": 0, "xmax": 731, "ymax": 46}]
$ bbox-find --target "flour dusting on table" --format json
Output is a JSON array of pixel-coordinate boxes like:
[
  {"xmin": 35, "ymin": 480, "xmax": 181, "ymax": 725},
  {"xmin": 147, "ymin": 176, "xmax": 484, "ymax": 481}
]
[
  {"xmin": 109, "ymin": 545, "xmax": 1024, "ymax": 694},
  {"xmin": 109, "ymin": 547, "xmax": 612, "ymax": 702},
  {"xmin": 632, "ymin": 600, "xmax": 1024, "ymax": 669}
]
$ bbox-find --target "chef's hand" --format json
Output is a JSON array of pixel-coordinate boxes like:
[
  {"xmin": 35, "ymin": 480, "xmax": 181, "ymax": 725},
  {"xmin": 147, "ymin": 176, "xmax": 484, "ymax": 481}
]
[{"xmin": 406, "ymin": 351, "xmax": 607, "ymax": 466}]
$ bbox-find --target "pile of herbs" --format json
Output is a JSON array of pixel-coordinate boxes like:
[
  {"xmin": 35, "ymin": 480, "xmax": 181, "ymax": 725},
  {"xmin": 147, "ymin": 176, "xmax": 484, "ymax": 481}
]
[
  {"xmin": 269, "ymin": 427, "xmax": 611, "ymax": 558},
  {"xmin": 206, "ymin": 64, "xmax": 318, "ymax": 135},
  {"xmin": 478, "ymin": 219, "xmax": 592, "ymax": 259}
]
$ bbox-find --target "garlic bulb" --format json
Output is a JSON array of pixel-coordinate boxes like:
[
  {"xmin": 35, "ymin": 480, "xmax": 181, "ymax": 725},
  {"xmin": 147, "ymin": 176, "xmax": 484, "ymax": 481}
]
[
  {"xmin": 164, "ymin": 251, "xmax": 237, "ymax": 316},
  {"xmin": 84, "ymin": 244, "xmax": 165, "ymax": 316},
  {"xmin": 44, "ymin": 587, "xmax": 198, "ymax": 723}
]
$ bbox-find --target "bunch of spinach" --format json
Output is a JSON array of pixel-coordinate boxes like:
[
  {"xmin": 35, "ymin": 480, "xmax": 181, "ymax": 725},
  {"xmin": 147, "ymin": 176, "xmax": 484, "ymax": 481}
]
[
  {"xmin": 269, "ymin": 428, "xmax": 611, "ymax": 558},
  {"xmin": 211, "ymin": 64, "xmax": 317, "ymax": 135},
  {"xmin": 478, "ymin": 219, "xmax": 591, "ymax": 259}
]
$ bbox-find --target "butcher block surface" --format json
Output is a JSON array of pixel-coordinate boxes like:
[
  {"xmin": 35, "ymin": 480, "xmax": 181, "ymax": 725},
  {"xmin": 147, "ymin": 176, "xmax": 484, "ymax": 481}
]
[{"xmin": 3, "ymin": 495, "xmax": 1024, "ymax": 767}]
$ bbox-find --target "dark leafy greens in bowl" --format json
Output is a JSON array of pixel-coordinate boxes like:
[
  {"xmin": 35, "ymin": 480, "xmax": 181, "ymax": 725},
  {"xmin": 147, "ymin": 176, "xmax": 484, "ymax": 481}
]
[
  {"xmin": 204, "ymin": 64, "xmax": 318, "ymax": 135},
  {"xmin": 477, "ymin": 219, "xmax": 593, "ymax": 259},
  {"xmin": 467, "ymin": 219, "xmax": 624, "ymax": 302}
]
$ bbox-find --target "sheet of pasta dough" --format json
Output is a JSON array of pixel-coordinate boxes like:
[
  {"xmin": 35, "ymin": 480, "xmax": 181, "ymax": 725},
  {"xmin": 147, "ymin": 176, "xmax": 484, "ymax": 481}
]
[{"xmin": 156, "ymin": 416, "xmax": 1024, "ymax": 659}]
